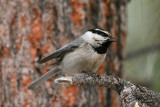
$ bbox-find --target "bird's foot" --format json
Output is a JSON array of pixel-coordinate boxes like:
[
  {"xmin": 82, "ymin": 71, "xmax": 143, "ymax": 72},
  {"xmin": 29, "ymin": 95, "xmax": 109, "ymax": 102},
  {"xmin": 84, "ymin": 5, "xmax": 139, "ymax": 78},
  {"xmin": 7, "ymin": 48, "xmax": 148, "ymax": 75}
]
[{"xmin": 81, "ymin": 71, "xmax": 101, "ymax": 80}]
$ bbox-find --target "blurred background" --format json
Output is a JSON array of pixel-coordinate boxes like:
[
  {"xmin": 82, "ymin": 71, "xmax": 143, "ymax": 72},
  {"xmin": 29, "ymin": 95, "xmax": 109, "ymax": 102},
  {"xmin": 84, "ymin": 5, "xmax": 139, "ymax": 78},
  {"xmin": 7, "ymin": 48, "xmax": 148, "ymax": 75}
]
[
  {"xmin": 1, "ymin": 0, "xmax": 160, "ymax": 107},
  {"xmin": 126, "ymin": 0, "xmax": 160, "ymax": 92}
]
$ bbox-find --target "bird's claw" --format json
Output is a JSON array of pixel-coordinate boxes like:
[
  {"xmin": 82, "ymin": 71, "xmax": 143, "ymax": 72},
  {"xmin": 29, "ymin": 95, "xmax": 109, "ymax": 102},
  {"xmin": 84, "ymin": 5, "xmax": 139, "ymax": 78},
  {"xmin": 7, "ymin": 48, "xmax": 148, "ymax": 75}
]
[{"xmin": 81, "ymin": 71, "xmax": 101, "ymax": 80}]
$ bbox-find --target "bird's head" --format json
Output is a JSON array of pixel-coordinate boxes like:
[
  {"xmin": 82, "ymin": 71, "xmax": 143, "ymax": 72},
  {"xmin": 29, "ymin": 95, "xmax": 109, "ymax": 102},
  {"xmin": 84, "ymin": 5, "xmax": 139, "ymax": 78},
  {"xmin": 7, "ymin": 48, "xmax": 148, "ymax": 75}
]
[{"xmin": 82, "ymin": 28, "xmax": 117, "ymax": 48}]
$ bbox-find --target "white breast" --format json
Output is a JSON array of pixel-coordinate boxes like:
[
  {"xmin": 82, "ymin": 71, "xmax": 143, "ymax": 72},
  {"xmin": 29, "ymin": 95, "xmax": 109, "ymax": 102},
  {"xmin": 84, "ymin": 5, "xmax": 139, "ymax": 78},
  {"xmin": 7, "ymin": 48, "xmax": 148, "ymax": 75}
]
[{"xmin": 60, "ymin": 43, "xmax": 106, "ymax": 75}]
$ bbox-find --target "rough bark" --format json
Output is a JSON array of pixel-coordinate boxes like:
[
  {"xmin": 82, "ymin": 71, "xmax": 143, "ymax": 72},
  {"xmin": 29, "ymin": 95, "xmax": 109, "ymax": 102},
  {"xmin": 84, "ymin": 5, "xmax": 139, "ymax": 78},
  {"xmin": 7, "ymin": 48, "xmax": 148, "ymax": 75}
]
[
  {"xmin": 0, "ymin": 0, "xmax": 128, "ymax": 106},
  {"xmin": 54, "ymin": 75, "xmax": 160, "ymax": 107},
  {"xmin": 105, "ymin": 0, "xmax": 127, "ymax": 106}
]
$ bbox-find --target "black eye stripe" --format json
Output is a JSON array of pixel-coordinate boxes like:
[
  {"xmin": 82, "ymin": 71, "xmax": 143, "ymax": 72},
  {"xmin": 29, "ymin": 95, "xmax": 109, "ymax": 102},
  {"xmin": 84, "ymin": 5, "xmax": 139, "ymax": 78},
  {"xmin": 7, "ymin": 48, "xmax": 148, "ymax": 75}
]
[
  {"xmin": 94, "ymin": 39, "xmax": 99, "ymax": 41},
  {"xmin": 88, "ymin": 29, "xmax": 109, "ymax": 37}
]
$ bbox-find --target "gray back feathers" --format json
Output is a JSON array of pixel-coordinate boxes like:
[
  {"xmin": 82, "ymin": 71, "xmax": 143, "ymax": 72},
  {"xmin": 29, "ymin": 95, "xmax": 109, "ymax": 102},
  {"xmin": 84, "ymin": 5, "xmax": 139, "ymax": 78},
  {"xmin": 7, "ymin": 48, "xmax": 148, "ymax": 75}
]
[{"xmin": 39, "ymin": 37, "xmax": 84, "ymax": 64}]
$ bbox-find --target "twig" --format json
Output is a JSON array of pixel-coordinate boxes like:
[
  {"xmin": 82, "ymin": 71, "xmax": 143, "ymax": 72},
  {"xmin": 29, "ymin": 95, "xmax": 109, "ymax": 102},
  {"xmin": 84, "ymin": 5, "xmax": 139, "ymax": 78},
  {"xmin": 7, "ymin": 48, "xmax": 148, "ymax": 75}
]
[{"xmin": 54, "ymin": 75, "xmax": 160, "ymax": 107}]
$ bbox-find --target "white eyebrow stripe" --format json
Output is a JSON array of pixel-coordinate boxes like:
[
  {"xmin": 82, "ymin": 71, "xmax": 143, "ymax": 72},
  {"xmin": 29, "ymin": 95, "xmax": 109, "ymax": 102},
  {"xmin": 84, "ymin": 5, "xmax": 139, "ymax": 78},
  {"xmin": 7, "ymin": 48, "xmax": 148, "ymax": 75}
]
[{"xmin": 95, "ymin": 29, "xmax": 110, "ymax": 35}]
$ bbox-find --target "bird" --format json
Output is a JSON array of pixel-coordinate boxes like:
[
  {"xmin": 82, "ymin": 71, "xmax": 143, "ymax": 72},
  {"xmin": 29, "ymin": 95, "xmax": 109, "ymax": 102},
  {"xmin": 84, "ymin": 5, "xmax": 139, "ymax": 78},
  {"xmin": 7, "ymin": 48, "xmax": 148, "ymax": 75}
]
[{"xmin": 28, "ymin": 28, "xmax": 117, "ymax": 90}]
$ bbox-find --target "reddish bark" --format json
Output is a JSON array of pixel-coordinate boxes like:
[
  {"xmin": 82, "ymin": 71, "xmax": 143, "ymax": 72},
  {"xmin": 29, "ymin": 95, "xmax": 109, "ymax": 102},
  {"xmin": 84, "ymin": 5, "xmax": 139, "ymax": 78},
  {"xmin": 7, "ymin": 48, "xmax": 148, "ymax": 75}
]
[{"xmin": 0, "ymin": 0, "xmax": 128, "ymax": 106}]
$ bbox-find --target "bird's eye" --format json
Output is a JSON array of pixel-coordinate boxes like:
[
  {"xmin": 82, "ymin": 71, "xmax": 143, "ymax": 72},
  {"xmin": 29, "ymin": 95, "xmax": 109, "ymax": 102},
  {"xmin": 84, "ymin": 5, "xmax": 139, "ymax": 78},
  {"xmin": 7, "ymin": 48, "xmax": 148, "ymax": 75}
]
[{"xmin": 104, "ymin": 37, "xmax": 107, "ymax": 40}]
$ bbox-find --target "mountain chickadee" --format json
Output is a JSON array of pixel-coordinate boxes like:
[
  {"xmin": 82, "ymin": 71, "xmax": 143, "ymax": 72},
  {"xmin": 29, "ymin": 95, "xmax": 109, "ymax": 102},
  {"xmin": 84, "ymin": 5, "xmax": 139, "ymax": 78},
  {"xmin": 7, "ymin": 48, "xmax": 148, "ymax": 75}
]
[{"xmin": 28, "ymin": 28, "xmax": 117, "ymax": 90}]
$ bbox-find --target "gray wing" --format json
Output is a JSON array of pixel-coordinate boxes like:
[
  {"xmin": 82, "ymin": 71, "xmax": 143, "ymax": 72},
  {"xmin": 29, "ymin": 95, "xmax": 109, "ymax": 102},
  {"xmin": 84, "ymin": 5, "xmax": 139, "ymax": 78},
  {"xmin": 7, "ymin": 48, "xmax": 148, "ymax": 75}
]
[{"xmin": 39, "ymin": 37, "xmax": 84, "ymax": 64}]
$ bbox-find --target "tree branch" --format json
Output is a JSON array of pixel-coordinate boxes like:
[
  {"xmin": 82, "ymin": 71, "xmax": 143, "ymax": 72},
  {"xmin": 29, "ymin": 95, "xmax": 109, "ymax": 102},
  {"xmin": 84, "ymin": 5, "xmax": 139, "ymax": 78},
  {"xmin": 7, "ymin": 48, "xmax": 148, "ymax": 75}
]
[{"xmin": 54, "ymin": 75, "xmax": 160, "ymax": 107}]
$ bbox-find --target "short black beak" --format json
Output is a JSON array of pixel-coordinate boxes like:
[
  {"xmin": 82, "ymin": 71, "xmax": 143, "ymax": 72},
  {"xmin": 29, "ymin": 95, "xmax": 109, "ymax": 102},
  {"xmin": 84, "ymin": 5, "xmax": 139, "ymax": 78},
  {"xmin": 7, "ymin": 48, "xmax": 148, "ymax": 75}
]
[{"xmin": 109, "ymin": 36, "xmax": 118, "ymax": 42}]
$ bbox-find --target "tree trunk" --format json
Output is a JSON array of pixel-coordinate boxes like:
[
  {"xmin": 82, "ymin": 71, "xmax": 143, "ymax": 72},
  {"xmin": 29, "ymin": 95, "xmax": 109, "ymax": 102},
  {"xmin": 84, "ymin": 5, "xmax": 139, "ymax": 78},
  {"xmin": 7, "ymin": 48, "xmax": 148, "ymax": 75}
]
[{"xmin": 0, "ymin": 0, "xmax": 128, "ymax": 106}]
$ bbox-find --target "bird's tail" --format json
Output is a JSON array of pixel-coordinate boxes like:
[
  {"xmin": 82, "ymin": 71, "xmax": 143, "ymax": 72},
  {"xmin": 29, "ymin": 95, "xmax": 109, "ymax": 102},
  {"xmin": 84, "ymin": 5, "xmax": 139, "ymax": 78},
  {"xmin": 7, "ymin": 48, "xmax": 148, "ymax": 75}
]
[{"xmin": 28, "ymin": 67, "xmax": 60, "ymax": 90}]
